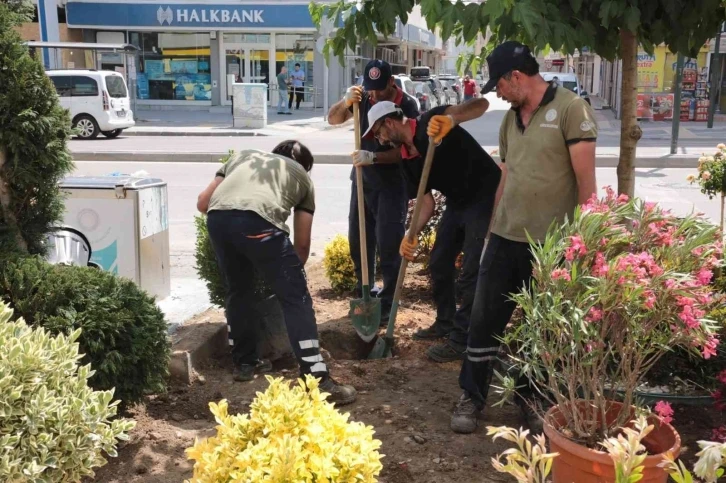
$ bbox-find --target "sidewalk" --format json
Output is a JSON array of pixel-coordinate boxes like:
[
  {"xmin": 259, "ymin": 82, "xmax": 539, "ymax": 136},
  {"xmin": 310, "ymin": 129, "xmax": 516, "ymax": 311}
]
[{"xmin": 129, "ymin": 108, "xmax": 337, "ymax": 137}]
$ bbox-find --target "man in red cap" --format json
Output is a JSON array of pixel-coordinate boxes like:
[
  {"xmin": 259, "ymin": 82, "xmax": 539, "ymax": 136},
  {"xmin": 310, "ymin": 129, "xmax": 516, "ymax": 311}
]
[{"xmin": 328, "ymin": 60, "xmax": 419, "ymax": 325}]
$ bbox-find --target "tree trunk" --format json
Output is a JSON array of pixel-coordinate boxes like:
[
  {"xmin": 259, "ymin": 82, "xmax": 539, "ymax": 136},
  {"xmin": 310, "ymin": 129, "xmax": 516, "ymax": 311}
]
[
  {"xmin": 617, "ymin": 30, "xmax": 643, "ymax": 197},
  {"xmin": 0, "ymin": 146, "xmax": 28, "ymax": 253}
]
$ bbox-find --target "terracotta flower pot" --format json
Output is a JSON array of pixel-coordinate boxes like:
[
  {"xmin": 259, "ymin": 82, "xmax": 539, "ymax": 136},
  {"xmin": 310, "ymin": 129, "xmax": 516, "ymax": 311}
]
[{"xmin": 543, "ymin": 400, "xmax": 681, "ymax": 483}]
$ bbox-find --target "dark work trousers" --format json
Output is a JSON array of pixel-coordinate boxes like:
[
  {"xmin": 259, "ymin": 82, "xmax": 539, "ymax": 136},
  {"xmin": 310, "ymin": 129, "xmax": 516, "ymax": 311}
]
[
  {"xmin": 429, "ymin": 191, "xmax": 495, "ymax": 347},
  {"xmin": 348, "ymin": 177, "xmax": 407, "ymax": 314},
  {"xmin": 207, "ymin": 210, "xmax": 327, "ymax": 379},
  {"xmin": 289, "ymin": 87, "xmax": 304, "ymax": 109},
  {"xmin": 458, "ymin": 234, "xmax": 535, "ymax": 409}
]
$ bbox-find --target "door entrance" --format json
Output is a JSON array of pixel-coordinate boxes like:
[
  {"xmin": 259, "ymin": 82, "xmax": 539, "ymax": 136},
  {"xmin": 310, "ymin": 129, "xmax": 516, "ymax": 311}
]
[{"xmin": 224, "ymin": 44, "xmax": 270, "ymax": 103}]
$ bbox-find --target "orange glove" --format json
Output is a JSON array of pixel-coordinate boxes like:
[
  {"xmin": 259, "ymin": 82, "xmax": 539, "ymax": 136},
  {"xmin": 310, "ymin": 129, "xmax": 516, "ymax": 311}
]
[
  {"xmin": 427, "ymin": 114, "xmax": 455, "ymax": 143},
  {"xmin": 399, "ymin": 234, "xmax": 418, "ymax": 261}
]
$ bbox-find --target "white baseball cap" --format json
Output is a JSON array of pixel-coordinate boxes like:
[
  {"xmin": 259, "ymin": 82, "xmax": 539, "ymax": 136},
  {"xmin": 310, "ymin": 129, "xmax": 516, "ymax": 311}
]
[{"xmin": 362, "ymin": 101, "xmax": 403, "ymax": 139}]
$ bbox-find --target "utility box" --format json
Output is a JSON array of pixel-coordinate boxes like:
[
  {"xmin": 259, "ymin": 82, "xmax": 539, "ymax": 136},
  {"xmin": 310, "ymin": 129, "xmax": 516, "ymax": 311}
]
[
  {"xmin": 59, "ymin": 176, "xmax": 171, "ymax": 299},
  {"xmin": 232, "ymin": 82, "xmax": 268, "ymax": 129}
]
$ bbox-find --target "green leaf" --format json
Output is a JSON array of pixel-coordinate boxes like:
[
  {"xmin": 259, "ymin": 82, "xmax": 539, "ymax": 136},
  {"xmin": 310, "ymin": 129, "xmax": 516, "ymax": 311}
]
[
  {"xmin": 569, "ymin": 0, "xmax": 583, "ymax": 14},
  {"xmin": 623, "ymin": 6, "xmax": 640, "ymax": 33},
  {"xmin": 511, "ymin": 1, "xmax": 539, "ymax": 37},
  {"xmin": 462, "ymin": 3, "xmax": 480, "ymax": 42}
]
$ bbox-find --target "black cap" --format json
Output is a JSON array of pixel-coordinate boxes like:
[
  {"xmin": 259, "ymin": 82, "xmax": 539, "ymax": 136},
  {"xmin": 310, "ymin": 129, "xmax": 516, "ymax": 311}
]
[
  {"xmin": 363, "ymin": 59, "xmax": 392, "ymax": 91},
  {"xmin": 481, "ymin": 41, "xmax": 536, "ymax": 94}
]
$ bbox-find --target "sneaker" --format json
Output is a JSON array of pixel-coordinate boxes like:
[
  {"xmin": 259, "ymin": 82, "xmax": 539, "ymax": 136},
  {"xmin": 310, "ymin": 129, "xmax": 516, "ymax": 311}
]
[
  {"xmin": 319, "ymin": 376, "xmax": 357, "ymax": 406},
  {"xmin": 450, "ymin": 394, "xmax": 481, "ymax": 434},
  {"xmin": 517, "ymin": 398, "xmax": 545, "ymax": 435},
  {"xmin": 427, "ymin": 340, "xmax": 466, "ymax": 363},
  {"xmin": 233, "ymin": 359, "xmax": 273, "ymax": 382},
  {"xmin": 277, "ymin": 111, "xmax": 284, "ymax": 115},
  {"xmin": 413, "ymin": 321, "xmax": 452, "ymax": 340}
]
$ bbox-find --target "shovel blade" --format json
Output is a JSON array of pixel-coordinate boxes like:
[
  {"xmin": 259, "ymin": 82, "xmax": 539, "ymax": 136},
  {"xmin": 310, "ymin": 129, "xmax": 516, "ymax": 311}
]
[
  {"xmin": 350, "ymin": 297, "xmax": 381, "ymax": 343},
  {"xmin": 367, "ymin": 337, "xmax": 391, "ymax": 359}
]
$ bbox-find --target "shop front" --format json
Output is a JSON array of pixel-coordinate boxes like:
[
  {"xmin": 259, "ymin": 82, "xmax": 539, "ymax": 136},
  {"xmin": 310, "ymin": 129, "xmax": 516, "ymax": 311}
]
[{"xmin": 65, "ymin": 0, "xmax": 323, "ymax": 109}]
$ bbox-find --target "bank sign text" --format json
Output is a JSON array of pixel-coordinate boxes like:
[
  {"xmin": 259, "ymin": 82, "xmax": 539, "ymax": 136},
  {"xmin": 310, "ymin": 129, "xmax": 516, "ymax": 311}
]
[{"xmin": 157, "ymin": 6, "xmax": 264, "ymax": 25}]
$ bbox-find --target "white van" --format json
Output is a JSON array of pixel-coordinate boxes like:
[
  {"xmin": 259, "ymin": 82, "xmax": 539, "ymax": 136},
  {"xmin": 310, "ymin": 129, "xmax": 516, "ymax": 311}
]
[
  {"xmin": 540, "ymin": 72, "xmax": 591, "ymax": 105},
  {"xmin": 47, "ymin": 70, "xmax": 135, "ymax": 139}
]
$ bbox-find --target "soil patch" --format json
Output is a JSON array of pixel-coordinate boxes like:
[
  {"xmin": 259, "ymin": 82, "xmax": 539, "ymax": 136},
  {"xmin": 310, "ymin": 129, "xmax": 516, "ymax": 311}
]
[{"xmin": 90, "ymin": 262, "xmax": 726, "ymax": 482}]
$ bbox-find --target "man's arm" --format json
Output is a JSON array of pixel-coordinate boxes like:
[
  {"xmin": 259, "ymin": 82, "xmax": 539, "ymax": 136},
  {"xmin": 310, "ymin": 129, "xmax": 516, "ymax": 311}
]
[
  {"xmin": 443, "ymin": 98, "xmax": 490, "ymax": 124},
  {"xmin": 569, "ymin": 141, "xmax": 597, "ymax": 205},
  {"xmin": 293, "ymin": 210, "xmax": 314, "ymax": 264},
  {"xmin": 197, "ymin": 176, "xmax": 224, "ymax": 214},
  {"xmin": 328, "ymin": 98, "xmax": 353, "ymax": 125},
  {"xmin": 408, "ymin": 192, "xmax": 436, "ymax": 236}
]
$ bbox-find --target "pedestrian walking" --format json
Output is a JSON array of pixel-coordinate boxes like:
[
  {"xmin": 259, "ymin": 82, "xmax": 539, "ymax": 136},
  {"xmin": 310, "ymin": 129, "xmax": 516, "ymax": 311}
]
[
  {"xmin": 276, "ymin": 66, "xmax": 291, "ymax": 115},
  {"xmin": 449, "ymin": 41, "xmax": 598, "ymax": 435},
  {"xmin": 327, "ymin": 59, "xmax": 419, "ymax": 325},
  {"xmin": 353, "ymin": 98, "xmax": 500, "ymax": 363},
  {"xmin": 463, "ymin": 75, "xmax": 477, "ymax": 101},
  {"xmin": 289, "ymin": 63, "xmax": 305, "ymax": 110},
  {"xmin": 196, "ymin": 141, "xmax": 357, "ymax": 406}
]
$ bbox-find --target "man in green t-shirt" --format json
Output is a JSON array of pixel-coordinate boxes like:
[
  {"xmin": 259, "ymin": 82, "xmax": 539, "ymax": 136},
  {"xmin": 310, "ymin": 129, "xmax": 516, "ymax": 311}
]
[
  {"xmin": 196, "ymin": 141, "xmax": 356, "ymax": 406},
  {"xmin": 276, "ymin": 66, "xmax": 291, "ymax": 115},
  {"xmin": 451, "ymin": 41, "xmax": 598, "ymax": 435}
]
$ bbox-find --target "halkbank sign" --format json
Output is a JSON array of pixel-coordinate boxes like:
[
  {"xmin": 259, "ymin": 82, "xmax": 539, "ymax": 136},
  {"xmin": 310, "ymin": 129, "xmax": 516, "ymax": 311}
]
[{"xmin": 66, "ymin": 1, "xmax": 316, "ymax": 29}]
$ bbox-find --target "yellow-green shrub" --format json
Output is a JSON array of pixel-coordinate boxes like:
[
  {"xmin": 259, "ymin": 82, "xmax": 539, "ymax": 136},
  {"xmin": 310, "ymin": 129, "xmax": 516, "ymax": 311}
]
[
  {"xmin": 186, "ymin": 375, "xmax": 383, "ymax": 482},
  {"xmin": 323, "ymin": 234, "xmax": 357, "ymax": 293},
  {"xmin": 0, "ymin": 301, "xmax": 135, "ymax": 482}
]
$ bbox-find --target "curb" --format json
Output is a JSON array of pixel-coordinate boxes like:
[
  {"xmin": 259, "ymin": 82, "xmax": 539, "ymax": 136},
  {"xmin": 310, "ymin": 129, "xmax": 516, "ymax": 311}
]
[
  {"xmin": 124, "ymin": 130, "xmax": 264, "ymax": 137},
  {"xmin": 169, "ymin": 318, "xmax": 227, "ymax": 384},
  {"xmin": 72, "ymin": 151, "xmax": 701, "ymax": 168}
]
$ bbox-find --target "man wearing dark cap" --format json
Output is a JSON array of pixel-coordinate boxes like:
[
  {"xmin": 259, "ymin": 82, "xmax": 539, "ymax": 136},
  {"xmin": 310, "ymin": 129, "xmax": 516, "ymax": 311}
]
[
  {"xmin": 328, "ymin": 60, "xmax": 419, "ymax": 323},
  {"xmin": 450, "ymin": 41, "xmax": 598, "ymax": 435}
]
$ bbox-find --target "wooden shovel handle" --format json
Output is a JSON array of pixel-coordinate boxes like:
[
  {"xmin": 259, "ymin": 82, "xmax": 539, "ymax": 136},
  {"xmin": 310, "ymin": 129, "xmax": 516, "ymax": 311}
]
[{"xmin": 353, "ymin": 103, "xmax": 370, "ymax": 290}]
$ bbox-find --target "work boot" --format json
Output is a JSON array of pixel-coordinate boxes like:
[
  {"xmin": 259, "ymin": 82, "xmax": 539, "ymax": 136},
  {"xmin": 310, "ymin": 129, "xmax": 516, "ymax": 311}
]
[
  {"xmin": 414, "ymin": 320, "xmax": 452, "ymax": 340},
  {"xmin": 233, "ymin": 359, "xmax": 273, "ymax": 382},
  {"xmin": 516, "ymin": 398, "xmax": 546, "ymax": 436},
  {"xmin": 450, "ymin": 394, "xmax": 481, "ymax": 434},
  {"xmin": 427, "ymin": 340, "xmax": 466, "ymax": 363},
  {"xmin": 319, "ymin": 376, "xmax": 358, "ymax": 406}
]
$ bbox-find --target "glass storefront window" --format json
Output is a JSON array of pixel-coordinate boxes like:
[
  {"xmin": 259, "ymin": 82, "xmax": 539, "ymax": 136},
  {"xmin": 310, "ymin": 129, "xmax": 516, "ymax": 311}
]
[
  {"xmin": 223, "ymin": 33, "xmax": 270, "ymax": 44},
  {"xmin": 129, "ymin": 32, "xmax": 211, "ymax": 101},
  {"xmin": 275, "ymin": 34, "xmax": 314, "ymax": 95}
]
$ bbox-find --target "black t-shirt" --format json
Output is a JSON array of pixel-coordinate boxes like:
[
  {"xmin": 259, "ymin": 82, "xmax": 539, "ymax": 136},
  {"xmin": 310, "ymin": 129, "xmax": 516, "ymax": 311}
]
[
  {"xmin": 349, "ymin": 89, "xmax": 420, "ymax": 190},
  {"xmin": 401, "ymin": 106, "xmax": 501, "ymax": 207}
]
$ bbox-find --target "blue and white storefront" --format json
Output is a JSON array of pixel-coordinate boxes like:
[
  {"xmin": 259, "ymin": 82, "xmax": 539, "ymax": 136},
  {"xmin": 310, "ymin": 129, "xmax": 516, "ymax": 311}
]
[{"xmin": 65, "ymin": 0, "xmax": 343, "ymax": 109}]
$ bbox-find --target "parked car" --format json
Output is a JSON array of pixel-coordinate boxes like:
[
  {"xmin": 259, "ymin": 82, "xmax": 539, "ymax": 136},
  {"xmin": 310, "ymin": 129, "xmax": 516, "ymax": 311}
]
[
  {"xmin": 438, "ymin": 75, "xmax": 463, "ymax": 103},
  {"xmin": 412, "ymin": 81, "xmax": 439, "ymax": 113},
  {"xmin": 393, "ymin": 74, "xmax": 421, "ymax": 112},
  {"xmin": 47, "ymin": 70, "xmax": 135, "ymax": 139},
  {"xmin": 439, "ymin": 79, "xmax": 460, "ymax": 104},
  {"xmin": 540, "ymin": 72, "xmax": 591, "ymax": 105},
  {"xmin": 410, "ymin": 69, "xmax": 447, "ymax": 106}
]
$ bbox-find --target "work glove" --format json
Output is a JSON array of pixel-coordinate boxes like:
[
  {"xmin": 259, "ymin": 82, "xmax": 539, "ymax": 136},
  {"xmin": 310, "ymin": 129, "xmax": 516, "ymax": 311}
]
[
  {"xmin": 352, "ymin": 150, "xmax": 375, "ymax": 167},
  {"xmin": 399, "ymin": 233, "xmax": 418, "ymax": 261},
  {"xmin": 427, "ymin": 115, "xmax": 456, "ymax": 144},
  {"xmin": 344, "ymin": 86, "xmax": 363, "ymax": 107}
]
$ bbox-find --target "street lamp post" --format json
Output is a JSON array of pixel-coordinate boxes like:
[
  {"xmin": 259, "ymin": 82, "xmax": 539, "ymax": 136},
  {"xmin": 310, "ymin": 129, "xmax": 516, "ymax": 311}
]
[
  {"xmin": 708, "ymin": 23, "xmax": 725, "ymax": 129},
  {"xmin": 671, "ymin": 54, "xmax": 685, "ymax": 155}
]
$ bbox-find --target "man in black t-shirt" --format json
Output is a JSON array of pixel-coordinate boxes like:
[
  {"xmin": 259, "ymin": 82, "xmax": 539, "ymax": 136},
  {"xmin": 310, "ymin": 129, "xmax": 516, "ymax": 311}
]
[
  {"xmin": 356, "ymin": 100, "xmax": 500, "ymax": 363},
  {"xmin": 328, "ymin": 60, "xmax": 420, "ymax": 323}
]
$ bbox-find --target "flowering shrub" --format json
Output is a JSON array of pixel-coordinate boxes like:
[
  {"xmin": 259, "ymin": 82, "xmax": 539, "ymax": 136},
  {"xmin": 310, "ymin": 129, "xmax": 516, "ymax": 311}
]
[
  {"xmin": 502, "ymin": 189, "xmax": 723, "ymax": 446},
  {"xmin": 407, "ymin": 190, "xmax": 445, "ymax": 265},
  {"xmin": 689, "ymin": 144, "xmax": 726, "ymax": 200},
  {"xmin": 0, "ymin": 301, "xmax": 135, "ymax": 481},
  {"xmin": 323, "ymin": 234, "xmax": 357, "ymax": 294},
  {"xmin": 185, "ymin": 375, "xmax": 383, "ymax": 482}
]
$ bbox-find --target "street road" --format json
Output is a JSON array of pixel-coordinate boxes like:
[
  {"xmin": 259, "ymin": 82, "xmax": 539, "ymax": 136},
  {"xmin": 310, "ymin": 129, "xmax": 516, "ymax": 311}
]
[
  {"xmin": 69, "ymin": 95, "xmax": 726, "ymax": 156},
  {"xmin": 73, "ymin": 161, "xmax": 722, "ymax": 269}
]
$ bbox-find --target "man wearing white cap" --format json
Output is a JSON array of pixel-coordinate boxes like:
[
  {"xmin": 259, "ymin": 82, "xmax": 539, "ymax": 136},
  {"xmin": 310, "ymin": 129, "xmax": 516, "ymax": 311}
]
[{"xmin": 354, "ymin": 97, "xmax": 500, "ymax": 365}]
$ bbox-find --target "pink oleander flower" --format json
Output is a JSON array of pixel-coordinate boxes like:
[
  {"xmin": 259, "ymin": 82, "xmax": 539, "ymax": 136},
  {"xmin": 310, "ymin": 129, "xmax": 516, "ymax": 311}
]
[
  {"xmin": 703, "ymin": 336, "xmax": 719, "ymax": 359},
  {"xmin": 586, "ymin": 307, "xmax": 603, "ymax": 323},
  {"xmin": 654, "ymin": 400, "xmax": 674, "ymax": 424},
  {"xmin": 592, "ymin": 252, "xmax": 609, "ymax": 277},
  {"xmin": 551, "ymin": 268, "xmax": 571, "ymax": 281},
  {"xmin": 644, "ymin": 201, "xmax": 657, "ymax": 212},
  {"xmin": 665, "ymin": 279, "xmax": 677, "ymax": 289},
  {"xmin": 717, "ymin": 370, "xmax": 726, "ymax": 386},
  {"xmin": 643, "ymin": 291, "xmax": 657, "ymax": 309},
  {"xmin": 616, "ymin": 194, "xmax": 629, "ymax": 204},
  {"xmin": 696, "ymin": 269, "xmax": 713, "ymax": 286}
]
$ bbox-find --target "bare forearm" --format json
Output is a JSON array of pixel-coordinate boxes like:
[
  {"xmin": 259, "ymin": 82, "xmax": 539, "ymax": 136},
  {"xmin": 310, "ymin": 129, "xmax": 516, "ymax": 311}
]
[
  {"xmin": 328, "ymin": 99, "xmax": 352, "ymax": 125},
  {"xmin": 372, "ymin": 148, "xmax": 402, "ymax": 165},
  {"xmin": 410, "ymin": 193, "xmax": 435, "ymax": 236},
  {"xmin": 577, "ymin": 174, "xmax": 598, "ymax": 205},
  {"xmin": 295, "ymin": 245, "xmax": 310, "ymax": 264},
  {"xmin": 445, "ymin": 98, "xmax": 490, "ymax": 125}
]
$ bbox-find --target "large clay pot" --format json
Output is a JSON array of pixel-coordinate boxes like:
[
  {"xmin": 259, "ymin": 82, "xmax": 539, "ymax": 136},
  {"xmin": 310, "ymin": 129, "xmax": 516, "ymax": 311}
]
[{"xmin": 543, "ymin": 400, "xmax": 681, "ymax": 483}]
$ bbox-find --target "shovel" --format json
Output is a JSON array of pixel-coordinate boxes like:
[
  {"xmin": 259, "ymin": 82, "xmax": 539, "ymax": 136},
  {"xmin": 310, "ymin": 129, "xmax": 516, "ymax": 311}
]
[
  {"xmin": 369, "ymin": 137, "xmax": 437, "ymax": 359},
  {"xmin": 350, "ymin": 102, "xmax": 381, "ymax": 343}
]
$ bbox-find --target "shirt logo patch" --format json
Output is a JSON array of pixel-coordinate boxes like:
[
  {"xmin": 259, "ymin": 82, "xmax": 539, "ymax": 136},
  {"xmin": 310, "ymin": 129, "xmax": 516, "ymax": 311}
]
[
  {"xmin": 580, "ymin": 120, "xmax": 593, "ymax": 131},
  {"xmin": 369, "ymin": 67, "xmax": 381, "ymax": 80},
  {"xmin": 545, "ymin": 109, "xmax": 557, "ymax": 122}
]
